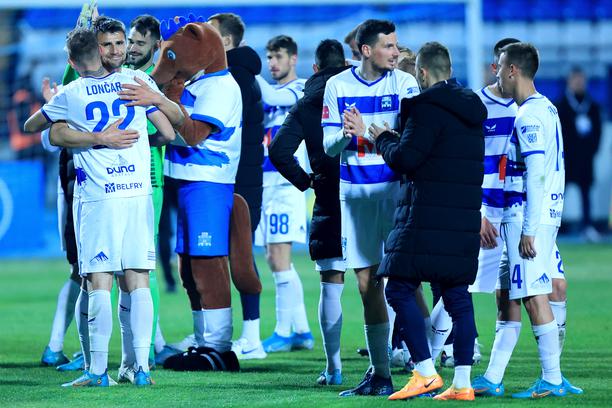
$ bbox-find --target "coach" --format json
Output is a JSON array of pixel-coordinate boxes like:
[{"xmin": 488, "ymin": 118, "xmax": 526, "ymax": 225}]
[{"xmin": 369, "ymin": 42, "xmax": 485, "ymax": 399}]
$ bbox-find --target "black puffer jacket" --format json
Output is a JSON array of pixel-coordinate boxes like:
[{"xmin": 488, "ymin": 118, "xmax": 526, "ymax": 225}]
[
  {"xmin": 228, "ymin": 46, "xmax": 264, "ymax": 232},
  {"xmin": 376, "ymin": 78, "xmax": 486, "ymax": 285},
  {"xmin": 269, "ymin": 65, "xmax": 349, "ymax": 260}
]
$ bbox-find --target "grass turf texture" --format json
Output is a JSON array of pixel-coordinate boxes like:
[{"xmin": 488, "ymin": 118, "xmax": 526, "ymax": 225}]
[{"xmin": 0, "ymin": 243, "xmax": 610, "ymax": 407}]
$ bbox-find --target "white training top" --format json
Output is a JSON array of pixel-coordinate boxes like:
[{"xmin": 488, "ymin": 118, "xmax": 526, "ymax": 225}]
[
  {"xmin": 261, "ymin": 78, "xmax": 308, "ymax": 188},
  {"xmin": 503, "ymin": 93, "xmax": 565, "ymax": 234},
  {"xmin": 42, "ymin": 68, "xmax": 157, "ymax": 202},
  {"xmin": 164, "ymin": 70, "xmax": 243, "ymax": 184},
  {"xmin": 477, "ymin": 86, "xmax": 517, "ymax": 223},
  {"xmin": 322, "ymin": 66, "xmax": 419, "ymax": 200}
]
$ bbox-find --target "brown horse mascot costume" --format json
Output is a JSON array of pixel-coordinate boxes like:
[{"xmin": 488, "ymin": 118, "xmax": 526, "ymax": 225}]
[{"xmin": 153, "ymin": 14, "xmax": 261, "ymax": 372}]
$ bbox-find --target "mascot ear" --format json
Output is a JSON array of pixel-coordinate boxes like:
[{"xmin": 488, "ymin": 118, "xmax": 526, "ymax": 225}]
[{"xmin": 183, "ymin": 23, "xmax": 203, "ymax": 41}]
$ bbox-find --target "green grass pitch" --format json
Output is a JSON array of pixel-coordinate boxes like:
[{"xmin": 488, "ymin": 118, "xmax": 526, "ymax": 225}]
[{"xmin": 1, "ymin": 243, "xmax": 610, "ymax": 407}]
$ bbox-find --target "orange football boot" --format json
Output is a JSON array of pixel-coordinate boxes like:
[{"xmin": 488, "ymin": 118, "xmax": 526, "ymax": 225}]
[
  {"xmin": 388, "ymin": 370, "xmax": 443, "ymax": 400},
  {"xmin": 433, "ymin": 386, "xmax": 475, "ymax": 401}
]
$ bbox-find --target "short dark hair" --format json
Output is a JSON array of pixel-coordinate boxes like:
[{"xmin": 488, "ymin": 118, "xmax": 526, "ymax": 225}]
[
  {"xmin": 343, "ymin": 24, "xmax": 360, "ymax": 45},
  {"xmin": 208, "ymin": 13, "xmax": 245, "ymax": 48},
  {"xmin": 355, "ymin": 19, "xmax": 395, "ymax": 52},
  {"xmin": 93, "ymin": 16, "xmax": 126, "ymax": 36},
  {"xmin": 500, "ymin": 42, "xmax": 539, "ymax": 79},
  {"xmin": 315, "ymin": 39, "xmax": 345, "ymax": 70},
  {"xmin": 398, "ymin": 46, "xmax": 416, "ymax": 73},
  {"xmin": 66, "ymin": 28, "xmax": 99, "ymax": 65},
  {"xmin": 493, "ymin": 37, "xmax": 520, "ymax": 58},
  {"xmin": 266, "ymin": 35, "xmax": 297, "ymax": 55},
  {"xmin": 130, "ymin": 15, "xmax": 160, "ymax": 41},
  {"xmin": 417, "ymin": 41, "xmax": 451, "ymax": 77}
]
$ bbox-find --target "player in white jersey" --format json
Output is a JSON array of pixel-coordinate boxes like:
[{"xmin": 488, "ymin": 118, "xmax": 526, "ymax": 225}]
[
  {"xmin": 252, "ymin": 35, "xmax": 314, "ymax": 354},
  {"xmin": 323, "ymin": 19, "xmax": 419, "ymax": 396},
  {"xmin": 24, "ymin": 28, "xmax": 181, "ymax": 387},
  {"xmin": 471, "ymin": 42, "xmax": 579, "ymax": 399}
]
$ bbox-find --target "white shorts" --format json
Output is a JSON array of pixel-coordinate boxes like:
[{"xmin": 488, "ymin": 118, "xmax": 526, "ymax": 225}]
[
  {"xmin": 549, "ymin": 243, "xmax": 565, "ymax": 280},
  {"xmin": 254, "ymin": 184, "xmax": 307, "ymax": 246},
  {"xmin": 341, "ymin": 198, "xmax": 396, "ymax": 269},
  {"xmin": 498, "ymin": 223, "xmax": 558, "ymax": 300},
  {"xmin": 74, "ymin": 195, "xmax": 156, "ymax": 275},
  {"xmin": 469, "ymin": 221, "xmax": 504, "ymax": 294},
  {"xmin": 315, "ymin": 257, "xmax": 346, "ymax": 273}
]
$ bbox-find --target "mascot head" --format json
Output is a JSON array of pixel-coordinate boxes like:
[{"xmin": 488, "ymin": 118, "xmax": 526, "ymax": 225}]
[{"xmin": 152, "ymin": 14, "xmax": 228, "ymax": 85}]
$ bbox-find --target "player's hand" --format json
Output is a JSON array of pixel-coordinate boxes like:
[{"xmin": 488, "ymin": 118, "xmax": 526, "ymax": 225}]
[
  {"xmin": 368, "ymin": 121, "xmax": 395, "ymax": 143},
  {"xmin": 519, "ymin": 234, "xmax": 536, "ymax": 259},
  {"xmin": 41, "ymin": 77, "xmax": 58, "ymax": 102},
  {"xmin": 162, "ymin": 79, "xmax": 185, "ymax": 103},
  {"xmin": 343, "ymin": 107, "xmax": 366, "ymax": 138},
  {"xmin": 118, "ymin": 77, "xmax": 163, "ymax": 107},
  {"xmin": 480, "ymin": 216, "xmax": 499, "ymax": 249},
  {"xmin": 97, "ymin": 119, "xmax": 139, "ymax": 149}
]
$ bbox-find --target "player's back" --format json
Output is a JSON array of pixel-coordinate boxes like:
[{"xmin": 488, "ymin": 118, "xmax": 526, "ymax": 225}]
[
  {"xmin": 323, "ymin": 66, "xmax": 419, "ymax": 200},
  {"xmin": 477, "ymin": 86, "xmax": 517, "ymax": 223},
  {"xmin": 43, "ymin": 68, "xmax": 156, "ymax": 202}
]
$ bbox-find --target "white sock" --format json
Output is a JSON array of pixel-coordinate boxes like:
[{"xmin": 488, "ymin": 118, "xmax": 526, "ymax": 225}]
[
  {"xmin": 154, "ymin": 318, "xmax": 166, "ymax": 353},
  {"xmin": 549, "ymin": 301, "xmax": 567, "ymax": 352},
  {"xmin": 48, "ymin": 279, "xmax": 80, "ymax": 352},
  {"xmin": 429, "ymin": 299, "xmax": 452, "ymax": 361},
  {"xmin": 130, "ymin": 288, "xmax": 154, "ymax": 372},
  {"xmin": 241, "ymin": 319, "xmax": 261, "ymax": 345},
  {"xmin": 273, "ymin": 270, "xmax": 294, "ymax": 337},
  {"xmin": 203, "ymin": 307, "xmax": 233, "ymax": 352},
  {"xmin": 290, "ymin": 264, "xmax": 310, "ymax": 334},
  {"xmin": 533, "ymin": 320, "xmax": 562, "ymax": 385},
  {"xmin": 118, "ymin": 290, "xmax": 134, "ymax": 367},
  {"xmin": 75, "ymin": 287, "xmax": 90, "ymax": 370},
  {"xmin": 319, "ymin": 282, "xmax": 343, "ymax": 373},
  {"xmin": 365, "ymin": 322, "xmax": 390, "ymax": 379},
  {"xmin": 484, "ymin": 320, "xmax": 521, "ymax": 384},
  {"xmin": 453, "ymin": 365, "xmax": 472, "ymax": 389},
  {"xmin": 88, "ymin": 290, "xmax": 112, "ymax": 376},
  {"xmin": 415, "ymin": 358, "xmax": 437, "ymax": 377},
  {"xmin": 192, "ymin": 310, "xmax": 205, "ymax": 347}
]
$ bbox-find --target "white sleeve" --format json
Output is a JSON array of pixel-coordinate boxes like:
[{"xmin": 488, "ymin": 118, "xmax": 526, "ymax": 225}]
[
  {"xmin": 256, "ymin": 75, "xmax": 300, "ymax": 106},
  {"xmin": 399, "ymin": 72, "xmax": 420, "ymax": 100},
  {"xmin": 41, "ymin": 89, "xmax": 69, "ymax": 123},
  {"xmin": 322, "ymin": 80, "xmax": 349, "ymax": 156},
  {"xmin": 40, "ymin": 128, "xmax": 60, "ymax": 153},
  {"xmin": 516, "ymin": 114, "xmax": 546, "ymax": 235}
]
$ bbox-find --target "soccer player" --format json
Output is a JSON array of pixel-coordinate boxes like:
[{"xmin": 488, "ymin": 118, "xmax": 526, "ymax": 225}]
[
  {"xmin": 254, "ymin": 35, "xmax": 314, "ymax": 353},
  {"xmin": 344, "ymin": 25, "xmax": 361, "ymax": 62},
  {"xmin": 472, "ymin": 42, "xmax": 578, "ymax": 399},
  {"xmin": 207, "ymin": 12, "xmax": 266, "ymax": 360},
  {"xmin": 269, "ymin": 39, "xmax": 349, "ymax": 385},
  {"xmin": 322, "ymin": 19, "xmax": 419, "ymax": 396},
  {"xmin": 25, "ymin": 28, "xmax": 181, "ymax": 387}
]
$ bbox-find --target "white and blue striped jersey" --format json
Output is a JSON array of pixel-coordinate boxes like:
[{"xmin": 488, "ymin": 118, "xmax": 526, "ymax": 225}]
[
  {"xmin": 322, "ymin": 66, "xmax": 419, "ymax": 200},
  {"xmin": 262, "ymin": 78, "xmax": 307, "ymax": 187},
  {"xmin": 165, "ymin": 70, "xmax": 242, "ymax": 184},
  {"xmin": 477, "ymin": 86, "xmax": 517, "ymax": 223},
  {"xmin": 41, "ymin": 68, "xmax": 157, "ymax": 202},
  {"xmin": 503, "ymin": 93, "xmax": 565, "ymax": 232}
]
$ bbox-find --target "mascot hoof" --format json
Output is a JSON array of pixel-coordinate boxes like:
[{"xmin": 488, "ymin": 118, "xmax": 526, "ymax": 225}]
[{"xmin": 163, "ymin": 346, "xmax": 240, "ymax": 372}]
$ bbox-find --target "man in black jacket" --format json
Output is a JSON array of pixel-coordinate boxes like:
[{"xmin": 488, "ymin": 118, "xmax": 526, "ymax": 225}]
[
  {"xmin": 269, "ymin": 39, "xmax": 349, "ymax": 386},
  {"xmin": 208, "ymin": 13, "xmax": 266, "ymax": 360},
  {"xmin": 369, "ymin": 42, "xmax": 485, "ymax": 401}
]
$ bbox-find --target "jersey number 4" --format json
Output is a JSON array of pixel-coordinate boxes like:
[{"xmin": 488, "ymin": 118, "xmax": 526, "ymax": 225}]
[{"xmin": 85, "ymin": 99, "xmax": 135, "ymax": 132}]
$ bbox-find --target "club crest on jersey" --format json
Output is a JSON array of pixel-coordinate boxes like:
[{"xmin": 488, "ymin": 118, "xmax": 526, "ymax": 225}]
[{"xmin": 381, "ymin": 96, "xmax": 392, "ymax": 110}]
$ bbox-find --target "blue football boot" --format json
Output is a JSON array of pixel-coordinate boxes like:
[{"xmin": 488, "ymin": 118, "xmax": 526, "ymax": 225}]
[
  {"xmin": 262, "ymin": 332, "xmax": 294, "ymax": 353},
  {"xmin": 57, "ymin": 353, "xmax": 85, "ymax": 372},
  {"xmin": 41, "ymin": 346, "xmax": 69, "ymax": 367},
  {"xmin": 292, "ymin": 332, "xmax": 314, "ymax": 350},
  {"xmin": 316, "ymin": 369, "xmax": 343, "ymax": 385},
  {"xmin": 472, "ymin": 375, "xmax": 504, "ymax": 396},
  {"xmin": 512, "ymin": 378, "xmax": 567, "ymax": 399},
  {"xmin": 133, "ymin": 366, "xmax": 154, "ymax": 387},
  {"xmin": 61, "ymin": 370, "xmax": 110, "ymax": 387}
]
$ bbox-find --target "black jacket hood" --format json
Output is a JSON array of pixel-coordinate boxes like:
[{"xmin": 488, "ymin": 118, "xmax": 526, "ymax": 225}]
[
  {"xmin": 406, "ymin": 78, "xmax": 486, "ymax": 126},
  {"xmin": 303, "ymin": 65, "xmax": 351, "ymax": 107},
  {"xmin": 227, "ymin": 46, "xmax": 261, "ymax": 76}
]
